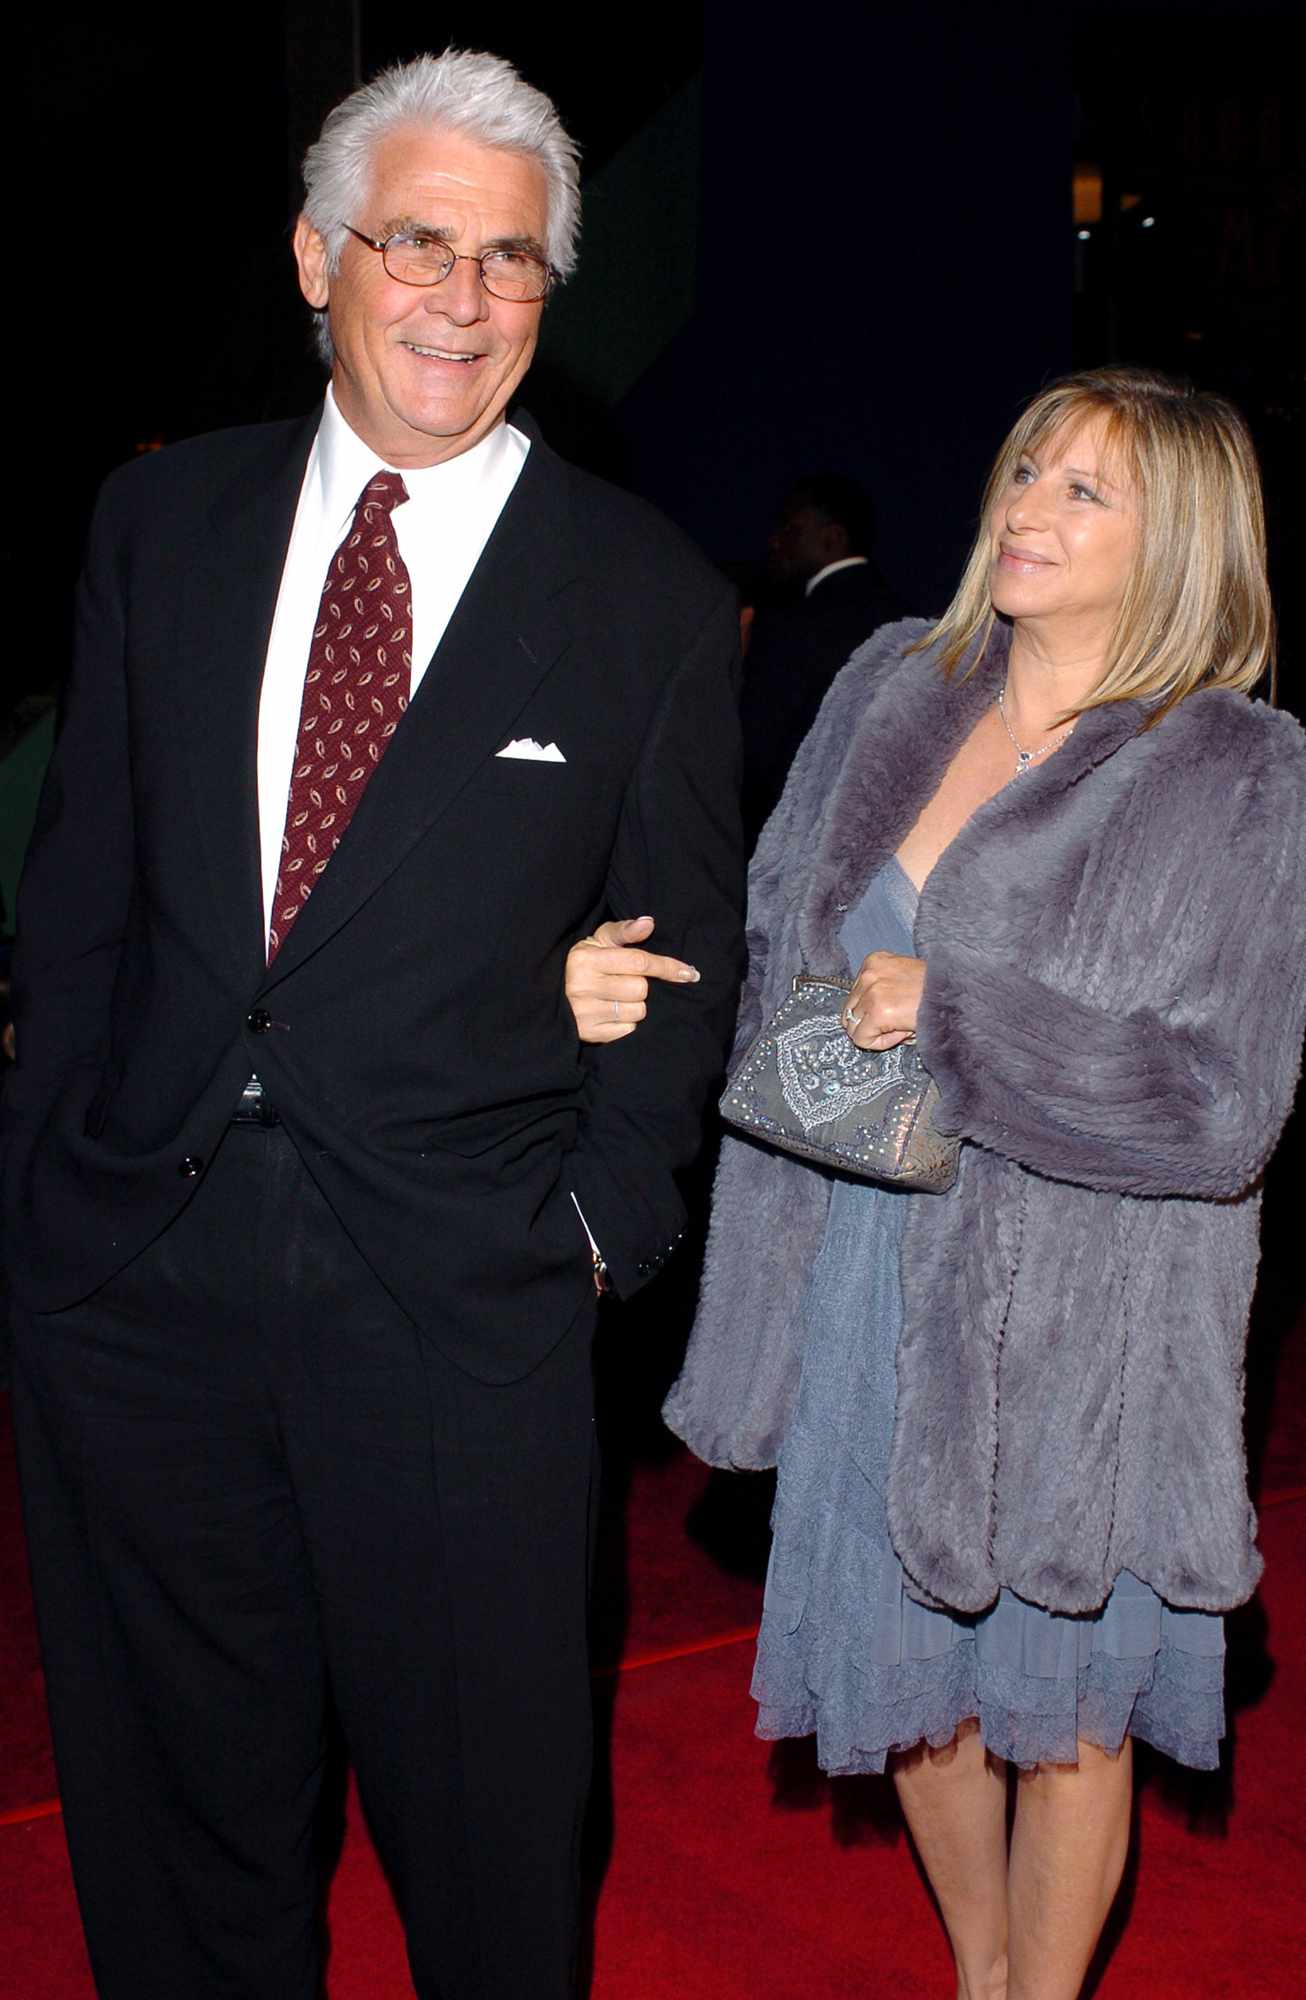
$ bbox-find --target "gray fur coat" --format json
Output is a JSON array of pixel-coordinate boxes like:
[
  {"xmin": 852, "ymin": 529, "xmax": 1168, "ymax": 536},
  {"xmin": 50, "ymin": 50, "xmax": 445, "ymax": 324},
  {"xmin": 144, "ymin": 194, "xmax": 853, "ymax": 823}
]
[{"xmin": 664, "ymin": 619, "xmax": 1306, "ymax": 1616}]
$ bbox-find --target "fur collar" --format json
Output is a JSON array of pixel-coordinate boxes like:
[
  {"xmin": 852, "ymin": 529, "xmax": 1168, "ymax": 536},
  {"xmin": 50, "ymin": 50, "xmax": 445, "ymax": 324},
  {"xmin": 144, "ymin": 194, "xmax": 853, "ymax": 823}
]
[{"xmin": 799, "ymin": 621, "xmax": 1150, "ymax": 973}]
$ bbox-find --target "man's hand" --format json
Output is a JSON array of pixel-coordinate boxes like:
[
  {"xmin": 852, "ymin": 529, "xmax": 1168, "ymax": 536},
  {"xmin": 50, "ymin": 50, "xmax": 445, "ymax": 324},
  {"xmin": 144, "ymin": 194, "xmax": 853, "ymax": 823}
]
[{"xmin": 565, "ymin": 916, "xmax": 701, "ymax": 1044}]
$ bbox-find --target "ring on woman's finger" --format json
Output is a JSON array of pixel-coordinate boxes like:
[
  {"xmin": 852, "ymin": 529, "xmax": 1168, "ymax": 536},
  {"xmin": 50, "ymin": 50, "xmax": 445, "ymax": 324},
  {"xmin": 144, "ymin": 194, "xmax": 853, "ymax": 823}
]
[
  {"xmin": 844, "ymin": 1006, "xmax": 862, "ymax": 1029},
  {"xmin": 612, "ymin": 999, "xmax": 621, "ymax": 1022}
]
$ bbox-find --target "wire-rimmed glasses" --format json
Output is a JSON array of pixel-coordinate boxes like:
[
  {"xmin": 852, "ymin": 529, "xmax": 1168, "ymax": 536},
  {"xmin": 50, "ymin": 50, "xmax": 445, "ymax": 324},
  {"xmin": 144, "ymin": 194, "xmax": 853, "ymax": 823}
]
[{"xmin": 341, "ymin": 225, "xmax": 554, "ymax": 303}]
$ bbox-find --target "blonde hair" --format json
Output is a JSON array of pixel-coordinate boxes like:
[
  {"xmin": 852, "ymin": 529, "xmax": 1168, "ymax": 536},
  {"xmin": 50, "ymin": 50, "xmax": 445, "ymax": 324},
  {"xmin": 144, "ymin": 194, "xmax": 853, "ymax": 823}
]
[{"xmin": 921, "ymin": 366, "xmax": 1275, "ymax": 723}]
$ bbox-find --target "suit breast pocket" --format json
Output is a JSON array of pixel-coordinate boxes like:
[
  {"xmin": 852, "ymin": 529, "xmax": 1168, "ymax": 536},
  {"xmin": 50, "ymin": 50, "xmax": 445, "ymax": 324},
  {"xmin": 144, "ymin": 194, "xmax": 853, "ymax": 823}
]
[{"xmin": 483, "ymin": 756, "xmax": 593, "ymax": 841}]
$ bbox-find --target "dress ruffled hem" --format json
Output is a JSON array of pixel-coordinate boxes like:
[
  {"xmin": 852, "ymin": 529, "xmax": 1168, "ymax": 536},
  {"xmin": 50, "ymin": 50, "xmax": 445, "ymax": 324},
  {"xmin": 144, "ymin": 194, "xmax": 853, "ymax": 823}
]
[
  {"xmin": 755, "ymin": 1447, "xmax": 1226, "ymax": 1775},
  {"xmin": 754, "ymin": 1629, "xmax": 1225, "ymax": 1774}
]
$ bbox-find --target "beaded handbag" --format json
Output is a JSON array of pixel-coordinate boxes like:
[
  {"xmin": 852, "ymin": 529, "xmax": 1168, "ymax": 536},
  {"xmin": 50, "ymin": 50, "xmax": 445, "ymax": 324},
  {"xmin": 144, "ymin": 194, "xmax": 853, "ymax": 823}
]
[{"xmin": 719, "ymin": 974, "xmax": 959, "ymax": 1192}]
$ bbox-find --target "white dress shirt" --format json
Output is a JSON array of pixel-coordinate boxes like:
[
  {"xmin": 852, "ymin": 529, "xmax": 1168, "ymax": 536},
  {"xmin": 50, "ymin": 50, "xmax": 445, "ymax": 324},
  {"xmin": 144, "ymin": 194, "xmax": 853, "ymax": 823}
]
[
  {"xmin": 804, "ymin": 554, "xmax": 869, "ymax": 597},
  {"xmin": 256, "ymin": 387, "xmax": 529, "ymax": 941},
  {"xmin": 252, "ymin": 394, "xmax": 604, "ymax": 1275}
]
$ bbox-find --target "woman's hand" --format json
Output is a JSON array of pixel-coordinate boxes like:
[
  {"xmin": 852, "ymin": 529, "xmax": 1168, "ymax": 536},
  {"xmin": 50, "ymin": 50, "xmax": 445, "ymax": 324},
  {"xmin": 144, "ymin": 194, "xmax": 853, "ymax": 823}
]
[
  {"xmin": 842, "ymin": 951, "xmax": 926, "ymax": 1051},
  {"xmin": 565, "ymin": 916, "xmax": 700, "ymax": 1044}
]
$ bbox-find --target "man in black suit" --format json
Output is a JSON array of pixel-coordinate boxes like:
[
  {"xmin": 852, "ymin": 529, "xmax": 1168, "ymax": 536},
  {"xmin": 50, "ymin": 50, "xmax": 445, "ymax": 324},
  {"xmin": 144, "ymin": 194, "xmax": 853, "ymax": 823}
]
[
  {"xmin": 741, "ymin": 473, "xmax": 903, "ymax": 845},
  {"xmin": 3, "ymin": 50, "xmax": 743, "ymax": 2000}
]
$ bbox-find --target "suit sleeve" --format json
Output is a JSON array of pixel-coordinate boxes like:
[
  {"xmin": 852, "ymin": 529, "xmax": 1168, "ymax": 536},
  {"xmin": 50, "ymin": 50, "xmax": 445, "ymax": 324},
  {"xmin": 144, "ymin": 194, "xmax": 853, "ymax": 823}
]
[
  {"xmin": 1, "ymin": 480, "xmax": 135, "ymax": 1148},
  {"xmin": 567, "ymin": 592, "xmax": 746, "ymax": 1296},
  {"xmin": 916, "ymin": 736, "xmax": 1306, "ymax": 1199}
]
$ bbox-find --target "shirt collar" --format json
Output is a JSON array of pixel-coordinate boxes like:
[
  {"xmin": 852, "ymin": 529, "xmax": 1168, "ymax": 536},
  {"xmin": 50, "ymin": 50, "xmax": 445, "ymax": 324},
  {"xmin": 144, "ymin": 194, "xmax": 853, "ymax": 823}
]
[
  {"xmin": 805, "ymin": 554, "xmax": 869, "ymax": 598},
  {"xmin": 316, "ymin": 384, "xmax": 528, "ymax": 530}
]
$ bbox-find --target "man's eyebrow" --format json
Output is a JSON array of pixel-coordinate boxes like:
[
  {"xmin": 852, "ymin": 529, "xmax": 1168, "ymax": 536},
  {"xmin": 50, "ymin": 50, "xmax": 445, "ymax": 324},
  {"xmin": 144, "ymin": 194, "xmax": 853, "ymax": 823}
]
[
  {"xmin": 380, "ymin": 215, "xmax": 549, "ymax": 259},
  {"xmin": 378, "ymin": 214, "xmax": 454, "ymax": 240}
]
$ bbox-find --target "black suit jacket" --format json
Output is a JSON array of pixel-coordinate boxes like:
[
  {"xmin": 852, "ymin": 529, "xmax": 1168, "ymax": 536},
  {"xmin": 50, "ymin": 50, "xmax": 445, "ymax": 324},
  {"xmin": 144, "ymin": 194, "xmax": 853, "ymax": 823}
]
[
  {"xmin": 740, "ymin": 562, "xmax": 903, "ymax": 847},
  {"xmin": 3, "ymin": 410, "xmax": 745, "ymax": 1382}
]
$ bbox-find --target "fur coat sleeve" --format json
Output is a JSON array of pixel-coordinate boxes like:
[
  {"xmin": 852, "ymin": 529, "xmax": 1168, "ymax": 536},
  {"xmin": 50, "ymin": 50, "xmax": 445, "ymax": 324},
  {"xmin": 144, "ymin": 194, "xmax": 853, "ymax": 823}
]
[
  {"xmin": 663, "ymin": 622, "xmax": 927, "ymax": 1468},
  {"xmin": 917, "ymin": 688, "xmax": 1306, "ymax": 1199}
]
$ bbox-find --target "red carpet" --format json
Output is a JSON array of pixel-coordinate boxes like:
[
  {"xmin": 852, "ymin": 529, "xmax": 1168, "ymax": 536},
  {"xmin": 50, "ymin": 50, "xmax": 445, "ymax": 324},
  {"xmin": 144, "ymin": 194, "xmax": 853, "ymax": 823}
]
[{"xmin": 3, "ymin": 1301, "xmax": 1305, "ymax": 1998}]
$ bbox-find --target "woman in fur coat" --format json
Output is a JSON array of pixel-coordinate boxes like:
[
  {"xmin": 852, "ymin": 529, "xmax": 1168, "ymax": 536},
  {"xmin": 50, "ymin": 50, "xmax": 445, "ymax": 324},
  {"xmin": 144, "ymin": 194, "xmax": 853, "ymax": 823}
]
[{"xmin": 564, "ymin": 366, "xmax": 1306, "ymax": 1999}]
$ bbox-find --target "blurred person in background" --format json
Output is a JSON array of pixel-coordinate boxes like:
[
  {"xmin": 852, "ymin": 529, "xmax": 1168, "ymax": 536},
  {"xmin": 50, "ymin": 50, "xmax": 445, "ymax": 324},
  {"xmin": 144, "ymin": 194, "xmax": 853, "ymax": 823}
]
[{"xmin": 741, "ymin": 472, "xmax": 903, "ymax": 846}]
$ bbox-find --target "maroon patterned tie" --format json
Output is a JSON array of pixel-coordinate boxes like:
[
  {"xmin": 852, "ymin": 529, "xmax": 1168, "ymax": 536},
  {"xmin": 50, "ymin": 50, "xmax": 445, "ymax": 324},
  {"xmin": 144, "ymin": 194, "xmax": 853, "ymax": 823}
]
[{"xmin": 268, "ymin": 472, "xmax": 413, "ymax": 959}]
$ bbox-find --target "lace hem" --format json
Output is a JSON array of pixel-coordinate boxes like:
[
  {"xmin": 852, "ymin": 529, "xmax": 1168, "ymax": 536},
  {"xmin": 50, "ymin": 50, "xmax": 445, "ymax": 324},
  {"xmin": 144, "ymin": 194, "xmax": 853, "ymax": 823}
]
[{"xmin": 754, "ymin": 1634, "xmax": 1225, "ymax": 1775}]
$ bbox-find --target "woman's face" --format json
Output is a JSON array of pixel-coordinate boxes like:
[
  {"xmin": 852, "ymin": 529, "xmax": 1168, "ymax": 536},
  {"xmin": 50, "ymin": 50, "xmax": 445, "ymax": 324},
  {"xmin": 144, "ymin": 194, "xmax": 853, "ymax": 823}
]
[{"xmin": 988, "ymin": 414, "xmax": 1138, "ymax": 636}]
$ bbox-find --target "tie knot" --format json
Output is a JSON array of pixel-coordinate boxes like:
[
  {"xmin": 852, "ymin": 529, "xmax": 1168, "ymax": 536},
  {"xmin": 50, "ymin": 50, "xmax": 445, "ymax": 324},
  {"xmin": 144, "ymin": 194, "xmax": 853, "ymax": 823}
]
[{"xmin": 356, "ymin": 471, "xmax": 409, "ymax": 522}]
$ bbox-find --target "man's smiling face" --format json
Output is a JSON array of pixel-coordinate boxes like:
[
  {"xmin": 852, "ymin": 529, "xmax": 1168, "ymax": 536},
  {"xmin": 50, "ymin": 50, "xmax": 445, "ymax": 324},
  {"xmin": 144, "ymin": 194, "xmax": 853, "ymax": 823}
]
[{"xmin": 294, "ymin": 125, "xmax": 549, "ymax": 467}]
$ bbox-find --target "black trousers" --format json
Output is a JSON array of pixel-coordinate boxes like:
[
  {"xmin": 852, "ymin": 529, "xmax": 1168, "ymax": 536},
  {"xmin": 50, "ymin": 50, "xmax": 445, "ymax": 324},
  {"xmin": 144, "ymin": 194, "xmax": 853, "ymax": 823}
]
[{"xmin": 12, "ymin": 1123, "xmax": 599, "ymax": 1999}]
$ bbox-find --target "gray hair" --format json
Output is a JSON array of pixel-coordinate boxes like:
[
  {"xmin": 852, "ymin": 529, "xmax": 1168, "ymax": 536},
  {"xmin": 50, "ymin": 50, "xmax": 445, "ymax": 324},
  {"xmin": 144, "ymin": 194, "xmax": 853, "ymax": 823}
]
[{"xmin": 301, "ymin": 48, "xmax": 582, "ymax": 365}]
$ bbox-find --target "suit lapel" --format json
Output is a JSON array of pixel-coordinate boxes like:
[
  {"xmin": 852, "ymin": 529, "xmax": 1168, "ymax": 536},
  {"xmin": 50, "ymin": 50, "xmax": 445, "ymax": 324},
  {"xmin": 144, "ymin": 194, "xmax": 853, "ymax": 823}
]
[
  {"xmin": 258, "ymin": 425, "xmax": 578, "ymax": 991},
  {"xmin": 176, "ymin": 413, "xmax": 318, "ymax": 979}
]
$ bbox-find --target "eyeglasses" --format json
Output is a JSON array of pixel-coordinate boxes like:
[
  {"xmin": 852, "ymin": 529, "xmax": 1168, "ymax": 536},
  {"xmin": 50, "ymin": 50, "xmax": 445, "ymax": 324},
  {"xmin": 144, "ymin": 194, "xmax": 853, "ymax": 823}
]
[{"xmin": 341, "ymin": 225, "xmax": 554, "ymax": 303}]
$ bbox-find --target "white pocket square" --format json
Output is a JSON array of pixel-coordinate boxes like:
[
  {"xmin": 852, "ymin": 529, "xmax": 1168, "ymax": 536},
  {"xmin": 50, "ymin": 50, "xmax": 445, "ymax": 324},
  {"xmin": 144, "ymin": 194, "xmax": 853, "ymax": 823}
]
[{"xmin": 496, "ymin": 737, "xmax": 567, "ymax": 763}]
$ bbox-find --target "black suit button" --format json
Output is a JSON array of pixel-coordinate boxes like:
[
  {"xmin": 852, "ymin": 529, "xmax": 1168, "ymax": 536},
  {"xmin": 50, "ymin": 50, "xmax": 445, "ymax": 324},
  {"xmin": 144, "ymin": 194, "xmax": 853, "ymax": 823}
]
[
  {"xmin": 246, "ymin": 1008, "xmax": 272, "ymax": 1034},
  {"xmin": 178, "ymin": 1155, "xmax": 204, "ymax": 1179}
]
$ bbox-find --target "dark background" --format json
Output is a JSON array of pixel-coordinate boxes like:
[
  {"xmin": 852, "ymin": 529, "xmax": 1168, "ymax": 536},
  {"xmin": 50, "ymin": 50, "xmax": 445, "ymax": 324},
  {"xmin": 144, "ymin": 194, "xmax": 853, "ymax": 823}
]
[
  {"xmin": 1074, "ymin": 0, "xmax": 1305, "ymax": 705},
  {"xmin": 17, "ymin": 0, "xmax": 1303, "ymax": 726}
]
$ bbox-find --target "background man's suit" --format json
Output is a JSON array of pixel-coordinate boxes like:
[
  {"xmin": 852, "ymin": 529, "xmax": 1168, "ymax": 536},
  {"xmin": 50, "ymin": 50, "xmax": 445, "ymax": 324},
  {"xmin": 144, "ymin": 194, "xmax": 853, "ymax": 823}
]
[
  {"xmin": 3, "ymin": 406, "xmax": 744, "ymax": 1996},
  {"xmin": 740, "ymin": 561, "xmax": 903, "ymax": 848}
]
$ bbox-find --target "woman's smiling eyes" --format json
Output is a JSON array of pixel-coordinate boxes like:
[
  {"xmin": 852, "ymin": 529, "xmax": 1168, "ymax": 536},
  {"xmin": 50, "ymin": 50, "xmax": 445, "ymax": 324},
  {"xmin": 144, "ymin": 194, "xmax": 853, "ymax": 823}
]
[{"xmin": 1012, "ymin": 461, "xmax": 1104, "ymax": 504}]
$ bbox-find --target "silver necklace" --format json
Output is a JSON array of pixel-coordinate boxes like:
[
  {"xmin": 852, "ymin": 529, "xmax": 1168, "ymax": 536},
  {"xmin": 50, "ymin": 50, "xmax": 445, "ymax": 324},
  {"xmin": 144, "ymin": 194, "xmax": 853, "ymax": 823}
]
[{"xmin": 996, "ymin": 681, "xmax": 1073, "ymax": 776}]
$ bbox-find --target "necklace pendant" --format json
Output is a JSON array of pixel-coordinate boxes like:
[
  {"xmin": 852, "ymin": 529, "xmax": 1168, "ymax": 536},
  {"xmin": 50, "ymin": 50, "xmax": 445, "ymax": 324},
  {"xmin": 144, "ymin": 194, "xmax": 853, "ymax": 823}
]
[{"xmin": 1016, "ymin": 749, "xmax": 1033, "ymax": 769}]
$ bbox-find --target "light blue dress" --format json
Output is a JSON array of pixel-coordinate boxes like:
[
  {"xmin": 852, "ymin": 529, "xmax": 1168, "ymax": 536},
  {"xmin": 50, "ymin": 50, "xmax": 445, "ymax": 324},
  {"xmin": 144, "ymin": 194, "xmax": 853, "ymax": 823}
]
[{"xmin": 751, "ymin": 859, "xmax": 1227, "ymax": 1772}]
